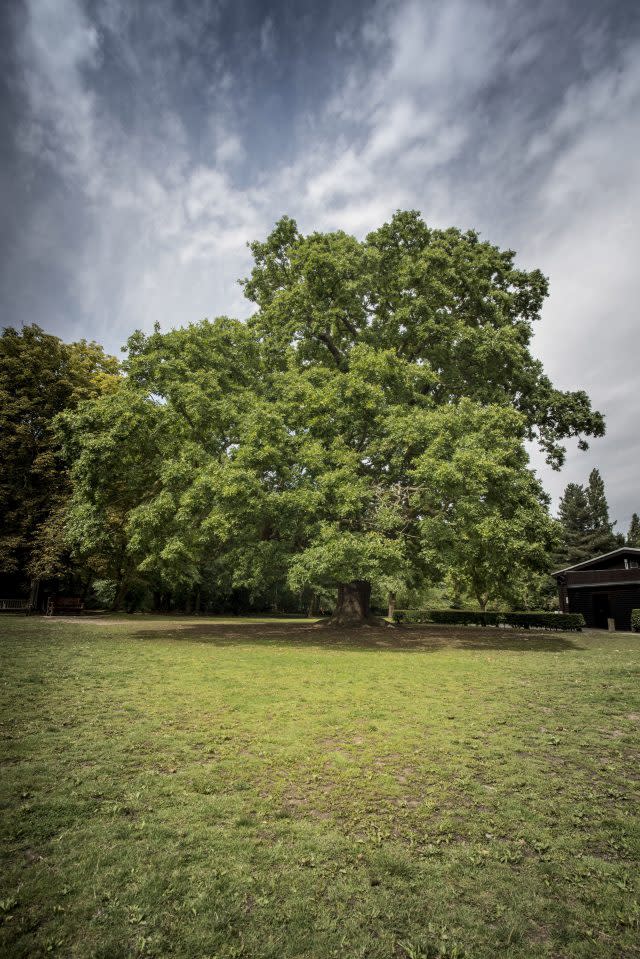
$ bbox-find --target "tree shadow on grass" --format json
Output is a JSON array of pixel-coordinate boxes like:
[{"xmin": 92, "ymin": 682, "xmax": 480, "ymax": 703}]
[{"xmin": 129, "ymin": 621, "xmax": 584, "ymax": 653}]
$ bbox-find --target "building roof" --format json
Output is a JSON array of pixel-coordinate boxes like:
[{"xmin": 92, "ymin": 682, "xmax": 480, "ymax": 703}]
[{"xmin": 552, "ymin": 546, "xmax": 640, "ymax": 577}]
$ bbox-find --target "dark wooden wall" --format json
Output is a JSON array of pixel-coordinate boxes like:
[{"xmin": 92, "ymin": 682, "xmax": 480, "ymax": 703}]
[{"xmin": 567, "ymin": 584, "xmax": 640, "ymax": 629}]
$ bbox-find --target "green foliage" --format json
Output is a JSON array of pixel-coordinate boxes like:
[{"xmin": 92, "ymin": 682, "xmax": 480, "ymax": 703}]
[
  {"xmin": 503, "ymin": 611, "xmax": 585, "ymax": 631},
  {"xmin": 59, "ymin": 212, "xmax": 606, "ymax": 614},
  {"xmin": 58, "ymin": 385, "xmax": 165, "ymax": 602},
  {"xmin": 411, "ymin": 402, "xmax": 560, "ymax": 610},
  {"xmin": 627, "ymin": 513, "xmax": 640, "ymax": 547},
  {"xmin": 394, "ymin": 609, "xmax": 585, "ymax": 630},
  {"xmin": 241, "ymin": 211, "xmax": 601, "ymax": 609},
  {"xmin": 395, "ymin": 609, "xmax": 502, "ymax": 626},
  {"xmin": 288, "ymin": 528, "xmax": 406, "ymax": 592},
  {"xmin": 632, "ymin": 609, "xmax": 640, "ymax": 632},
  {"xmin": 557, "ymin": 469, "xmax": 620, "ymax": 567},
  {"xmin": 557, "ymin": 483, "xmax": 593, "ymax": 566},
  {"xmin": 91, "ymin": 579, "xmax": 118, "ymax": 608},
  {"xmin": 59, "ymin": 318, "xmax": 264, "ymax": 604},
  {"xmin": 244, "ymin": 210, "xmax": 604, "ymax": 466},
  {"xmin": 585, "ymin": 468, "xmax": 620, "ymax": 554},
  {"xmin": 0, "ymin": 325, "xmax": 119, "ymax": 585}
]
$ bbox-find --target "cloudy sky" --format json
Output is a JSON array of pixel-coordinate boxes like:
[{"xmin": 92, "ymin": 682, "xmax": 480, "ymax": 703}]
[{"xmin": 2, "ymin": 0, "xmax": 639, "ymax": 530}]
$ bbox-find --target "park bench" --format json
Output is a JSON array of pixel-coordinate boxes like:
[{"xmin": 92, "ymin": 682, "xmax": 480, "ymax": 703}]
[
  {"xmin": 0, "ymin": 598, "xmax": 31, "ymax": 613},
  {"xmin": 46, "ymin": 596, "xmax": 84, "ymax": 616}
]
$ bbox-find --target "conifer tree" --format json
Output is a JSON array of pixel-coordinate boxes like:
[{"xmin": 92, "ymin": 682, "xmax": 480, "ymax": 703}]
[
  {"xmin": 627, "ymin": 512, "xmax": 640, "ymax": 547},
  {"xmin": 557, "ymin": 482, "xmax": 593, "ymax": 566},
  {"xmin": 557, "ymin": 469, "xmax": 620, "ymax": 567},
  {"xmin": 585, "ymin": 468, "xmax": 619, "ymax": 556}
]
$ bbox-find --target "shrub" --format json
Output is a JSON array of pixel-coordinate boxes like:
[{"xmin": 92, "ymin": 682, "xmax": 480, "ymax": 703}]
[
  {"xmin": 393, "ymin": 609, "xmax": 499, "ymax": 626},
  {"xmin": 92, "ymin": 579, "xmax": 118, "ymax": 608},
  {"xmin": 503, "ymin": 611, "xmax": 584, "ymax": 631},
  {"xmin": 430, "ymin": 609, "xmax": 503, "ymax": 627},
  {"xmin": 632, "ymin": 609, "xmax": 640, "ymax": 632},
  {"xmin": 393, "ymin": 609, "xmax": 430, "ymax": 624},
  {"xmin": 393, "ymin": 609, "xmax": 584, "ymax": 631}
]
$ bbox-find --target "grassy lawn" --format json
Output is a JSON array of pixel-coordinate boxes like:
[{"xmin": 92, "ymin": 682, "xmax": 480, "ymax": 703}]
[{"xmin": 1, "ymin": 616, "xmax": 639, "ymax": 959}]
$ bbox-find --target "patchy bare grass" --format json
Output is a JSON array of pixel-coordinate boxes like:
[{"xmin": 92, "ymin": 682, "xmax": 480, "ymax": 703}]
[{"xmin": 1, "ymin": 615, "xmax": 639, "ymax": 958}]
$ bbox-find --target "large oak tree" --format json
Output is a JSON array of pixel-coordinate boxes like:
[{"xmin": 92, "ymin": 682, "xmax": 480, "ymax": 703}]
[{"xmin": 61, "ymin": 212, "xmax": 603, "ymax": 622}]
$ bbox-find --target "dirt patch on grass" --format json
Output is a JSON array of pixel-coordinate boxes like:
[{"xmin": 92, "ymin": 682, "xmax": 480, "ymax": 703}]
[
  {"xmin": 36, "ymin": 615, "xmax": 586, "ymax": 653},
  {"xmin": 116, "ymin": 620, "xmax": 586, "ymax": 654}
]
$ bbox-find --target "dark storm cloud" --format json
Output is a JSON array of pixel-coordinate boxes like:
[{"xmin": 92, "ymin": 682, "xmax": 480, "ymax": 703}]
[{"xmin": 1, "ymin": 0, "xmax": 639, "ymax": 528}]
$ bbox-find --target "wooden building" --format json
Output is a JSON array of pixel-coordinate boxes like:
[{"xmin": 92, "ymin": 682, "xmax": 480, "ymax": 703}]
[{"xmin": 553, "ymin": 547, "xmax": 640, "ymax": 630}]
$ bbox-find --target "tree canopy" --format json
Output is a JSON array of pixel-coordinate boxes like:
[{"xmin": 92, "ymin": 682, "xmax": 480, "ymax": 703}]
[
  {"xmin": 0, "ymin": 325, "xmax": 119, "ymax": 592},
  {"xmin": 557, "ymin": 483, "xmax": 593, "ymax": 567},
  {"xmin": 57, "ymin": 211, "xmax": 604, "ymax": 621},
  {"xmin": 243, "ymin": 211, "xmax": 603, "ymax": 466},
  {"xmin": 556, "ymin": 468, "xmax": 620, "ymax": 568},
  {"xmin": 627, "ymin": 513, "xmax": 640, "ymax": 548}
]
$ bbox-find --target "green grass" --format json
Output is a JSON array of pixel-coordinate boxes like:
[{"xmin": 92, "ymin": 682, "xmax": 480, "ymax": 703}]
[{"xmin": 1, "ymin": 616, "xmax": 639, "ymax": 959}]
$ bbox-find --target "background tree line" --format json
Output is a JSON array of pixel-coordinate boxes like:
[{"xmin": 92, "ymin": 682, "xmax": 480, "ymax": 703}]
[{"xmin": 1, "ymin": 212, "xmax": 633, "ymax": 621}]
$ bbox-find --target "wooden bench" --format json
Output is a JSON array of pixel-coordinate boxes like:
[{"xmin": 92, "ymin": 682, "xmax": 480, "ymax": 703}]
[
  {"xmin": 0, "ymin": 598, "xmax": 31, "ymax": 613},
  {"xmin": 46, "ymin": 597, "xmax": 84, "ymax": 616}
]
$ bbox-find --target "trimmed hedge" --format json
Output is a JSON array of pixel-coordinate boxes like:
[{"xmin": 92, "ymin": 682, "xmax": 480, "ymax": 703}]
[
  {"xmin": 503, "ymin": 612, "xmax": 584, "ymax": 631},
  {"xmin": 393, "ymin": 609, "xmax": 585, "ymax": 631},
  {"xmin": 632, "ymin": 609, "xmax": 640, "ymax": 632},
  {"xmin": 425, "ymin": 609, "xmax": 502, "ymax": 627}
]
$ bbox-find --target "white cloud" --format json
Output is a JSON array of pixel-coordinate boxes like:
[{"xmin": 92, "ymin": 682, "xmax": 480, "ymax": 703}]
[
  {"xmin": 259, "ymin": 16, "xmax": 276, "ymax": 59},
  {"xmin": 9, "ymin": 0, "xmax": 640, "ymax": 524},
  {"xmin": 521, "ymin": 43, "xmax": 640, "ymax": 529},
  {"xmin": 17, "ymin": 0, "xmax": 100, "ymax": 185}
]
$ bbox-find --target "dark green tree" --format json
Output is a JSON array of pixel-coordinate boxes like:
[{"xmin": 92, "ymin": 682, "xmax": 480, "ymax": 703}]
[
  {"xmin": 59, "ymin": 318, "xmax": 263, "ymax": 608},
  {"xmin": 62, "ymin": 212, "xmax": 604, "ymax": 623},
  {"xmin": 241, "ymin": 211, "xmax": 603, "ymax": 620},
  {"xmin": 627, "ymin": 512, "xmax": 640, "ymax": 547},
  {"xmin": 243, "ymin": 212, "xmax": 604, "ymax": 469},
  {"xmin": 557, "ymin": 469, "xmax": 620, "ymax": 568},
  {"xmin": 557, "ymin": 483, "xmax": 592, "ymax": 566},
  {"xmin": 585, "ymin": 468, "xmax": 619, "ymax": 556},
  {"xmin": 0, "ymin": 325, "xmax": 119, "ymax": 598}
]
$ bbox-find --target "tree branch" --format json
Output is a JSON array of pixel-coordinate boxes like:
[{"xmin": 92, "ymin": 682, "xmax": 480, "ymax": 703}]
[
  {"xmin": 316, "ymin": 332, "xmax": 344, "ymax": 368},
  {"xmin": 338, "ymin": 315, "xmax": 358, "ymax": 338}
]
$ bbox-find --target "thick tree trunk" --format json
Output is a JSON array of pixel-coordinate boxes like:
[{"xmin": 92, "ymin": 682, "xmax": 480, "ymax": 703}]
[
  {"xmin": 388, "ymin": 591, "xmax": 396, "ymax": 620},
  {"xmin": 81, "ymin": 573, "xmax": 93, "ymax": 602},
  {"xmin": 28, "ymin": 578, "xmax": 40, "ymax": 614},
  {"xmin": 112, "ymin": 577, "xmax": 128, "ymax": 611},
  {"xmin": 323, "ymin": 581, "xmax": 390, "ymax": 627},
  {"xmin": 307, "ymin": 591, "xmax": 320, "ymax": 618}
]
